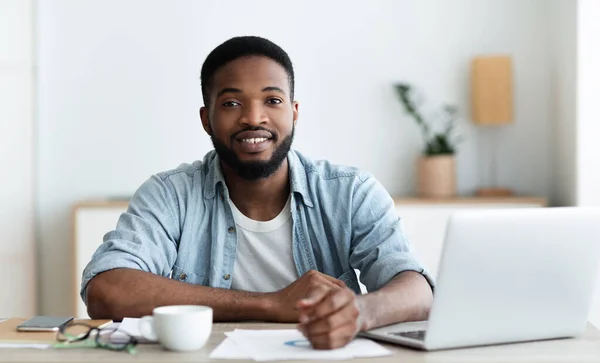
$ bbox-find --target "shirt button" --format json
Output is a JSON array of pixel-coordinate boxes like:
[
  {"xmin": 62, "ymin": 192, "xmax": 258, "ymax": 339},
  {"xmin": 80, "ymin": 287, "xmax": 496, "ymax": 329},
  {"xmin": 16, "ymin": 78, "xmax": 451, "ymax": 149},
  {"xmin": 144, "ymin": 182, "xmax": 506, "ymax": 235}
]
[
  {"xmin": 179, "ymin": 273, "xmax": 187, "ymax": 281},
  {"xmin": 220, "ymin": 195, "xmax": 225, "ymax": 202},
  {"xmin": 223, "ymin": 274, "xmax": 231, "ymax": 280},
  {"xmin": 228, "ymin": 226, "xmax": 235, "ymax": 233}
]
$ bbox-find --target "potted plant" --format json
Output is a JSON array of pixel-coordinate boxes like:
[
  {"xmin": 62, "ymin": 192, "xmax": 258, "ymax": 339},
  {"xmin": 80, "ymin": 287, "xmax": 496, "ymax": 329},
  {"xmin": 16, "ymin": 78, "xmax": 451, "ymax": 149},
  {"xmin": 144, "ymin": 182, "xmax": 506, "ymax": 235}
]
[{"xmin": 395, "ymin": 83, "xmax": 462, "ymax": 198}]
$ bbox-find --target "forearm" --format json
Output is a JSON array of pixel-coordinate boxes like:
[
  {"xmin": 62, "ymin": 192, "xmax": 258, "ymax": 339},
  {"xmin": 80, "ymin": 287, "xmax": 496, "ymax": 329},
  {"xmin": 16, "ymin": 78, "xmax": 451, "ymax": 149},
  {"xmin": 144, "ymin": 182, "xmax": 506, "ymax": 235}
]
[
  {"xmin": 86, "ymin": 268, "xmax": 275, "ymax": 322},
  {"xmin": 357, "ymin": 271, "xmax": 433, "ymax": 331}
]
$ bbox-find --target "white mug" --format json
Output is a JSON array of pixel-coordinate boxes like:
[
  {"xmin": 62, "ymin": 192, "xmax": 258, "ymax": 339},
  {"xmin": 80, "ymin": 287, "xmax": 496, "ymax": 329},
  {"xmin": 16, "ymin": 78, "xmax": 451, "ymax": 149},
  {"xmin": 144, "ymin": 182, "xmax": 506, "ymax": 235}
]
[{"xmin": 139, "ymin": 305, "xmax": 213, "ymax": 352}]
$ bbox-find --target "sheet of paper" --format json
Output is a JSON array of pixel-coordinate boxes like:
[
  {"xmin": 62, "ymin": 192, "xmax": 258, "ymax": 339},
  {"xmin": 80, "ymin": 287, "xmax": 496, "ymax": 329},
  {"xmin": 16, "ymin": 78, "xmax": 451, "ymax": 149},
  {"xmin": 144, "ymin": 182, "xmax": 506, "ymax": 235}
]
[
  {"xmin": 0, "ymin": 343, "xmax": 50, "ymax": 349},
  {"xmin": 209, "ymin": 336, "xmax": 248, "ymax": 359},
  {"xmin": 213, "ymin": 329, "xmax": 392, "ymax": 361}
]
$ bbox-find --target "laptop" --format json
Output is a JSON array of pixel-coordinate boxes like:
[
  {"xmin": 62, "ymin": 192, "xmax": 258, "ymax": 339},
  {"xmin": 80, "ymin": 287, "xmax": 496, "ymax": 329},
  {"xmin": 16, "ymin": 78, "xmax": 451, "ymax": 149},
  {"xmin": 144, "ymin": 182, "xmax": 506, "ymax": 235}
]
[{"xmin": 360, "ymin": 207, "xmax": 600, "ymax": 351}]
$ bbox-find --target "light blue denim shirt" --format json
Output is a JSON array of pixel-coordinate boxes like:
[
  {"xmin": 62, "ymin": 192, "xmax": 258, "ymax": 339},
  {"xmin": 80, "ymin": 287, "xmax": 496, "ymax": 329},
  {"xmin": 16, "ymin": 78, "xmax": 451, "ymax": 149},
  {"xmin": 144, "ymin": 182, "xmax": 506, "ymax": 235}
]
[{"xmin": 81, "ymin": 150, "xmax": 434, "ymax": 304}]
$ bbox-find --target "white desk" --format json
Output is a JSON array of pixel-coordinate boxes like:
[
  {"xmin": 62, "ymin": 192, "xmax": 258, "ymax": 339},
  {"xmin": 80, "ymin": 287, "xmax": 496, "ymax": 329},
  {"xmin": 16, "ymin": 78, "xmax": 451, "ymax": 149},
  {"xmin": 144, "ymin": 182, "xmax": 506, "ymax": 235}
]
[{"xmin": 2, "ymin": 322, "xmax": 600, "ymax": 362}]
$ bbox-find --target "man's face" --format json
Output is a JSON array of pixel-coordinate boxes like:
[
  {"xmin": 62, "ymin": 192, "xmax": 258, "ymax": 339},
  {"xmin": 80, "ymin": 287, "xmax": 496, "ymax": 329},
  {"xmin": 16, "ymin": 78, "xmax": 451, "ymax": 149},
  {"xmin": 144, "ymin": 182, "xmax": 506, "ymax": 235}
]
[{"xmin": 200, "ymin": 56, "xmax": 298, "ymax": 181}]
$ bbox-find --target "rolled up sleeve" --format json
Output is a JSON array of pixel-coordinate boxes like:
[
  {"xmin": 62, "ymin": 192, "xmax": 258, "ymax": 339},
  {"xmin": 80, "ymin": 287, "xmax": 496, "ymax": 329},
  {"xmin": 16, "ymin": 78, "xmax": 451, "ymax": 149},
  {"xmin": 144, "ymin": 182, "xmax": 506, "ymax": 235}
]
[
  {"xmin": 349, "ymin": 174, "xmax": 435, "ymax": 292},
  {"xmin": 80, "ymin": 174, "xmax": 181, "ymax": 304}
]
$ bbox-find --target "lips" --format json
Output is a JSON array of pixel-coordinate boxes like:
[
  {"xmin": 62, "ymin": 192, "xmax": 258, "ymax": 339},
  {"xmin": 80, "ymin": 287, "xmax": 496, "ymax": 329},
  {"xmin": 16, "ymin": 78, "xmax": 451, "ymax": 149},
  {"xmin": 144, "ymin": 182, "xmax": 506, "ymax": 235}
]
[
  {"xmin": 234, "ymin": 130, "xmax": 274, "ymax": 141},
  {"xmin": 232, "ymin": 130, "xmax": 275, "ymax": 154}
]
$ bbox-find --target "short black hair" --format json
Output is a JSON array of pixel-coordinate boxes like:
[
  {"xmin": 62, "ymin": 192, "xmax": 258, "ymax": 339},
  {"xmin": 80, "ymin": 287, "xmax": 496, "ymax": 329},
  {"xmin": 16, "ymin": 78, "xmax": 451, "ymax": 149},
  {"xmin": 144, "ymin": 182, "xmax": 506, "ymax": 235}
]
[{"xmin": 200, "ymin": 36, "xmax": 295, "ymax": 107}]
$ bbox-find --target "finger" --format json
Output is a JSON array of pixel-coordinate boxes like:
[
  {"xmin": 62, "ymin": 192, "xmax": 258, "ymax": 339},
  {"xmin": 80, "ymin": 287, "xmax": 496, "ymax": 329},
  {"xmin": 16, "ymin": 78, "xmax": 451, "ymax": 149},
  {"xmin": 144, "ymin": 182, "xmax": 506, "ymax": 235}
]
[
  {"xmin": 308, "ymin": 320, "xmax": 358, "ymax": 350},
  {"xmin": 301, "ymin": 270, "xmax": 345, "ymax": 289},
  {"xmin": 315, "ymin": 275, "xmax": 344, "ymax": 291},
  {"xmin": 318, "ymin": 273, "xmax": 346, "ymax": 288},
  {"xmin": 308, "ymin": 274, "xmax": 343, "ymax": 293},
  {"xmin": 297, "ymin": 285, "xmax": 331, "ymax": 310},
  {"xmin": 296, "ymin": 274, "xmax": 344, "ymax": 312},
  {"xmin": 301, "ymin": 301, "xmax": 360, "ymax": 337},
  {"xmin": 298, "ymin": 275, "xmax": 343, "ymax": 310},
  {"xmin": 307, "ymin": 288, "xmax": 356, "ymax": 322}
]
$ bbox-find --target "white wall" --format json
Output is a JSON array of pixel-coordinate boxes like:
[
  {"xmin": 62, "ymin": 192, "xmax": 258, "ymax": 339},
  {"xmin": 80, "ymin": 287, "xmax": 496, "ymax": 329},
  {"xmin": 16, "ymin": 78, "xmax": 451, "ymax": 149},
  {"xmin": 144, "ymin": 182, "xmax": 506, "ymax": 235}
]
[
  {"xmin": 577, "ymin": 0, "xmax": 600, "ymax": 208},
  {"xmin": 0, "ymin": 0, "xmax": 36, "ymax": 316},
  {"xmin": 37, "ymin": 0, "xmax": 555, "ymax": 315},
  {"xmin": 577, "ymin": 0, "xmax": 600, "ymax": 329},
  {"xmin": 550, "ymin": 0, "xmax": 577, "ymax": 207}
]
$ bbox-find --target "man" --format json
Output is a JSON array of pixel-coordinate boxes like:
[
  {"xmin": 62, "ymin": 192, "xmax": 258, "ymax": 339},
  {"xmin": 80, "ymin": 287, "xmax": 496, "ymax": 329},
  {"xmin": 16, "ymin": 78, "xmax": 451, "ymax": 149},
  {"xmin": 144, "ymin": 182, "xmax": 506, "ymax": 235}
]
[{"xmin": 82, "ymin": 36, "xmax": 434, "ymax": 350}]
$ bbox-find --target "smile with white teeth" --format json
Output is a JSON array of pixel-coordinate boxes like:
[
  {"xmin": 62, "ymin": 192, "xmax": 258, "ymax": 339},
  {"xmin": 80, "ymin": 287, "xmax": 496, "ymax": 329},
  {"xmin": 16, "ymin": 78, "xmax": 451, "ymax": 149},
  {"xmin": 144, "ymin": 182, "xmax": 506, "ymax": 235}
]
[{"xmin": 240, "ymin": 138, "xmax": 269, "ymax": 144}]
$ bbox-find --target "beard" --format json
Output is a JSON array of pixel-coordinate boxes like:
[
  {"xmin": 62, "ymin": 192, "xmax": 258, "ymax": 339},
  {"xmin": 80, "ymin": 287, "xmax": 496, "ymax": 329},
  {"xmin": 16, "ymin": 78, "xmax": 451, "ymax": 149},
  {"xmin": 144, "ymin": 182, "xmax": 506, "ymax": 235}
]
[{"xmin": 211, "ymin": 126, "xmax": 295, "ymax": 181}]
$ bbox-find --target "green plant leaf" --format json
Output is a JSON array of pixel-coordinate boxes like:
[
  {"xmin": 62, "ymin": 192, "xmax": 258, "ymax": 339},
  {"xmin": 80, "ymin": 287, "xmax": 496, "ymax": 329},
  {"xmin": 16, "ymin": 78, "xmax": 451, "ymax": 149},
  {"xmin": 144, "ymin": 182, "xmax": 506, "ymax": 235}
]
[{"xmin": 394, "ymin": 83, "xmax": 462, "ymax": 156}]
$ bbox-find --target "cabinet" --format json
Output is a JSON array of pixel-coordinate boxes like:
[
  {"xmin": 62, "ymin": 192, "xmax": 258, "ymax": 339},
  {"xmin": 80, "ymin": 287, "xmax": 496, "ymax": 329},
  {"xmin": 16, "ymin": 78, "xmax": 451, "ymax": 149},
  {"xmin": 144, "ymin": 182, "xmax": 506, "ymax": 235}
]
[{"xmin": 72, "ymin": 201, "xmax": 129, "ymax": 318}]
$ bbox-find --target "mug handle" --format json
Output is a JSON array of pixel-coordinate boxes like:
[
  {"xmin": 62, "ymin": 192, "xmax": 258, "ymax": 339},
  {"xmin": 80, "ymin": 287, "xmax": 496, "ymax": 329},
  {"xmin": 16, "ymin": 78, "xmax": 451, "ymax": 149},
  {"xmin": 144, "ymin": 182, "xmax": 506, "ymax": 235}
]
[{"xmin": 139, "ymin": 315, "xmax": 158, "ymax": 342}]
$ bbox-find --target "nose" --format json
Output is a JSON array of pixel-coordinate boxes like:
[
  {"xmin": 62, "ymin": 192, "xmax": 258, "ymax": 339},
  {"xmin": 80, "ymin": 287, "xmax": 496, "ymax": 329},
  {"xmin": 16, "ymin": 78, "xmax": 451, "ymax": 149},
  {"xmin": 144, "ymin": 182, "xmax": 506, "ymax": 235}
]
[{"xmin": 239, "ymin": 101, "xmax": 267, "ymax": 127}]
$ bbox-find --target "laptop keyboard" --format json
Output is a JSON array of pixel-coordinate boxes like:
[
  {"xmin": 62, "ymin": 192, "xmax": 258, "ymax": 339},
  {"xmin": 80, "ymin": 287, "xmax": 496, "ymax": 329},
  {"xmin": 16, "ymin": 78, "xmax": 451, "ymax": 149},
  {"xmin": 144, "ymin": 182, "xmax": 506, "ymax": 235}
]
[{"xmin": 390, "ymin": 330, "xmax": 427, "ymax": 340}]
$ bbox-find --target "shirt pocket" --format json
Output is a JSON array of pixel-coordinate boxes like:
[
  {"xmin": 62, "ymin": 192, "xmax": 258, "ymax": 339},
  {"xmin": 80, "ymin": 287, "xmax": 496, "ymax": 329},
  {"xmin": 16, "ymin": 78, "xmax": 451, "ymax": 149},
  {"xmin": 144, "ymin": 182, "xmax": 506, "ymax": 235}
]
[
  {"xmin": 337, "ymin": 270, "xmax": 362, "ymax": 294},
  {"xmin": 171, "ymin": 265, "xmax": 208, "ymax": 285}
]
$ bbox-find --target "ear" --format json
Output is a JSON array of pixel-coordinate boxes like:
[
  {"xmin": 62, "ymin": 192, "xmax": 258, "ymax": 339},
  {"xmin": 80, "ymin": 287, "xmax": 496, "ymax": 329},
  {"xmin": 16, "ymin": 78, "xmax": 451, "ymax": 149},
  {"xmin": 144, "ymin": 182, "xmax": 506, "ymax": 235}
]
[
  {"xmin": 292, "ymin": 101, "xmax": 299, "ymax": 127},
  {"xmin": 200, "ymin": 107, "xmax": 212, "ymax": 136}
]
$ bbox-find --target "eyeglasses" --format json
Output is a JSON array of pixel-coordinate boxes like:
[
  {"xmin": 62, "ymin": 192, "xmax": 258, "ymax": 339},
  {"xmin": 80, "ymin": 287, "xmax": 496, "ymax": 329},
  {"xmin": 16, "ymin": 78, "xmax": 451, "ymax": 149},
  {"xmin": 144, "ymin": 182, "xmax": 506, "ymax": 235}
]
[{"xmin": 52, "ymin": 322, "xmax": 138, "ymax": 354}]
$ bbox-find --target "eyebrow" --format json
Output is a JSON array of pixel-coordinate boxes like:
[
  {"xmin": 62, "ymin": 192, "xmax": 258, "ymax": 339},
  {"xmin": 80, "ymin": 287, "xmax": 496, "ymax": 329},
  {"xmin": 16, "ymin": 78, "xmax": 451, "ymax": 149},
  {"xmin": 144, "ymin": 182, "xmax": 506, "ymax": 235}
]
[
  {"xmin": 262, "ymin": 86, "xmax": 286, "ymax": 95},
  {"xmin": 216, "ymin": 86, "xmax": 286, "ymax": 98},
  {"xmin": 216, "ymin": 87, "xmax": 242, "ymax": 98}
]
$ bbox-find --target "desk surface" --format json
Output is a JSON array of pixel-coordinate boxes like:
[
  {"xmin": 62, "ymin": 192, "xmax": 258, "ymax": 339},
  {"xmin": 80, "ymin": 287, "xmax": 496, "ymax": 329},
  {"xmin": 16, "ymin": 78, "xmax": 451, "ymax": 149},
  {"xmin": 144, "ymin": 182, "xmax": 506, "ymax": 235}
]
[{"xmin": 2, "ymin": 322, "xmax": 600, "ymax": 363}]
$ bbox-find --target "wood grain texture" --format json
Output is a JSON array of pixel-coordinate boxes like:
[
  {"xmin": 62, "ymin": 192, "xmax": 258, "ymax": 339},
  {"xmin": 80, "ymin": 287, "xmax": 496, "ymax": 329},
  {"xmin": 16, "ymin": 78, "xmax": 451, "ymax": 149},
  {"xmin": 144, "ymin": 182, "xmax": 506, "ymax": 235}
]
[
  {"xmin": 1, "ymin": 322, "xmax": 599, "ymax": 362},
  {"xmin": 0, "ymin": 318, "xmax": 113, "ymax": 344}
]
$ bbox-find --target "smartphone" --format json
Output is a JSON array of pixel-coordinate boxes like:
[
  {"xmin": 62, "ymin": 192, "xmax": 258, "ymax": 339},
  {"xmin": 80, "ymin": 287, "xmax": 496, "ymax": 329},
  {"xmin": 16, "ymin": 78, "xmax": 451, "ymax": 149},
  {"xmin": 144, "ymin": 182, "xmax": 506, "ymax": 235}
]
[{"xmin": 16, "ymin": 316, "xmax": 74, "ymax": 332}]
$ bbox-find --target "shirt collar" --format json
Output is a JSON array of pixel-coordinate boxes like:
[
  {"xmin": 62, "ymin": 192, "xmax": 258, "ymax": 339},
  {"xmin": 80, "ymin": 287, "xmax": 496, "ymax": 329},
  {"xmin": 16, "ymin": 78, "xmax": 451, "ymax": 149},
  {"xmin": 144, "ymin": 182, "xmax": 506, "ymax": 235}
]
[{"xmin": 203, "ymin": 149, "xmax": 314, "ymax": 207}]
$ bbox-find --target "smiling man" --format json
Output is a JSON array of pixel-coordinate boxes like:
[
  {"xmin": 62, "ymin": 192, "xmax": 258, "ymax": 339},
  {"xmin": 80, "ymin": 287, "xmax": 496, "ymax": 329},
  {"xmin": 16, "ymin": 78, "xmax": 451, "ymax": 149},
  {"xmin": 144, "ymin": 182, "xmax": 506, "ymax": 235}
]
[{"xmin": 82, "ymin": 36, "xmax": 434, "ymax": 349}]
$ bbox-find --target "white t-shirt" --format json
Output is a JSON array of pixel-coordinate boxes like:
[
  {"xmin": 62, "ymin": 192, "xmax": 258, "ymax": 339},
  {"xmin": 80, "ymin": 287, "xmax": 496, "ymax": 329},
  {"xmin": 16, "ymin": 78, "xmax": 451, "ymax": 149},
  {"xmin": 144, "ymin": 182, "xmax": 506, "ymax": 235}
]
[{"xmin": 228, "ymin": 197, "xmax": 298, "ymax": 292}]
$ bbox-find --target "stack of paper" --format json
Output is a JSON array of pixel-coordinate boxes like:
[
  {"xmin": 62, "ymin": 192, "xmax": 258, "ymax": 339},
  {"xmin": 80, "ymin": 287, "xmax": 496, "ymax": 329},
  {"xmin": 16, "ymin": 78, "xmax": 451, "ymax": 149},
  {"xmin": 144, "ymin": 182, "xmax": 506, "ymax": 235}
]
[{"xmin": 210, "ymin": 329, "xmax": 392, "ymax": 361}]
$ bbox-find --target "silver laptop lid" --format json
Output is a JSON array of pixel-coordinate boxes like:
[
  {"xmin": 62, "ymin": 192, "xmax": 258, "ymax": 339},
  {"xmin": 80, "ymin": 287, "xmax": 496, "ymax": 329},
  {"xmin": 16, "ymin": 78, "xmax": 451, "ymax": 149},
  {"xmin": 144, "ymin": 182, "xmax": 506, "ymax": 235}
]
[{"xmin": 424, "ymin": 207, "xmax": 600, "ymax": 350}]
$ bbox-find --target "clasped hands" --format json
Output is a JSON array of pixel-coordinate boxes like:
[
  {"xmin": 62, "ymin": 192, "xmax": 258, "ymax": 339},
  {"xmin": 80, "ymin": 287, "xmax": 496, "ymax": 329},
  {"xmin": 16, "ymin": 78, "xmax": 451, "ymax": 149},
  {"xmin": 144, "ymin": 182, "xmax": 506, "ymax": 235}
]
[{"xmin": 270, "ymin": 270, "xmax": 366, "ymax": 350}]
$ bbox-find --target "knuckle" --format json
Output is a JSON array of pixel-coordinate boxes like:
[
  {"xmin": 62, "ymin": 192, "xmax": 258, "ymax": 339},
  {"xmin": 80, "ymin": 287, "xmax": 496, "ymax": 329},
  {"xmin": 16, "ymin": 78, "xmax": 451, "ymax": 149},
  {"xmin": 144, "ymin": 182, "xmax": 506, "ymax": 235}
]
[{"xmin": 323, "ymin": 318, "xmax": 334, "ymax": 330}]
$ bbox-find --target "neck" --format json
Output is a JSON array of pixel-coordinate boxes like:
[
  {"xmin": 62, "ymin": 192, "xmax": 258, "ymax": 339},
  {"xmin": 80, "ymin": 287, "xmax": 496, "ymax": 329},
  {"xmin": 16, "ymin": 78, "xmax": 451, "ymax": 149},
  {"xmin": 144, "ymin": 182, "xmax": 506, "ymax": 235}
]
[{"xmin": 221, "ymin": 158, "xmax": 291, "ymax": 221}]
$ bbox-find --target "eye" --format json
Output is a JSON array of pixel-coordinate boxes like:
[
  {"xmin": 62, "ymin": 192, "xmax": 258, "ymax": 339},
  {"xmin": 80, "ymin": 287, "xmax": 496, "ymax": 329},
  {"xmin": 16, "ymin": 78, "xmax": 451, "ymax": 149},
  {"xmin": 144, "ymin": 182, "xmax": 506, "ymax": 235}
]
[
  {"xmin": 223, "ymin": 101, "xmax": 240, "ymax": 108},
  {"xmin": 266, "ymin": 98, "xmax": 283, "ymax": 105}
]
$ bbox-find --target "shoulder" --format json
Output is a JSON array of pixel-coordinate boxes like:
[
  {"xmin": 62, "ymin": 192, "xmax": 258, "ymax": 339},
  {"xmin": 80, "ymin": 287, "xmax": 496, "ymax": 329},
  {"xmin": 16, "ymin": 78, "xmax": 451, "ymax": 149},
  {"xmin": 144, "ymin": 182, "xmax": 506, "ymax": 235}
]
[
  {"xmin": 291, "ymin": 150, "xmax": 392, "ymax": 217},
  {"xmin": 292, "ymin": 150, "xmax": 372, "ymax": 186},
  {"xmin": 134, "ymin": 151, "xmax": 217, "ymax": 202},
  {"xmin": 156, "ymin": 152, "xmax": 215, "ymax": 183}
]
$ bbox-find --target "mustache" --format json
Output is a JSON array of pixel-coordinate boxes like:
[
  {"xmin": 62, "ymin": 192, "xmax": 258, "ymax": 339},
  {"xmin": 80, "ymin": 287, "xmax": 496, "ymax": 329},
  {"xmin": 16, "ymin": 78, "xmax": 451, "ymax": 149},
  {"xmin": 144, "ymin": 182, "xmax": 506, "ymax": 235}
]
[{"xmin": 230, "ymin": 126, "xmax": 278, "ymax": 141}]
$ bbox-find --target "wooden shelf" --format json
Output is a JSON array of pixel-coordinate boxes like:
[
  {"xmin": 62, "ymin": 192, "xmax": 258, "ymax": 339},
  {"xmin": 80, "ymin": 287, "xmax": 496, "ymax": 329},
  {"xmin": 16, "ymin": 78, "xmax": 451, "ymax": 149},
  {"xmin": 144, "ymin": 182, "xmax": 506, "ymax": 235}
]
[
  {"xmin": 74, "ymin": 196, "xmax": 548, "ymax": 209},
  {"xmin": 394, "ymin": 196, "xmax": 547, "ymax": 206},
  {"xmin": 73, "ymin": 199, "xmax": 130, "ymax": 209}
]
